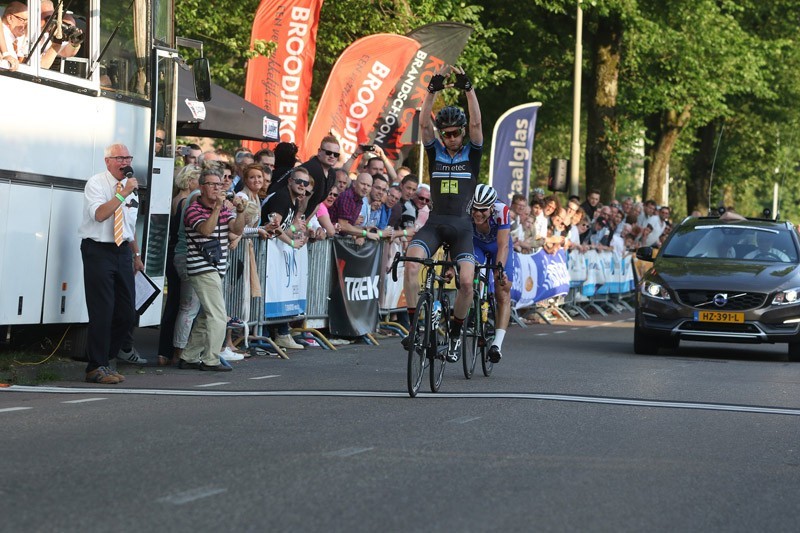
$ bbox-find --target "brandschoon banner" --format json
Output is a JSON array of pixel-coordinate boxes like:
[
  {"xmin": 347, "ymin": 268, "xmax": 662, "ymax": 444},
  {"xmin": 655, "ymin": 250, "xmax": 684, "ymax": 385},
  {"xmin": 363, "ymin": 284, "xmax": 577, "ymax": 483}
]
[{"xmin": 329, "ymin": 238, "xmax": 382, "ymax": 337}]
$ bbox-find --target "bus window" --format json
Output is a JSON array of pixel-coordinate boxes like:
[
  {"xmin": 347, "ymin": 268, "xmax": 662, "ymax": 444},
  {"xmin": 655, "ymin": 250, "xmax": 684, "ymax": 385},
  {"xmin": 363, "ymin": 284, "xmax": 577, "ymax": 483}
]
[{"xmin": 99, "ymin": 0, "xmax": 150, "ymax": 99}]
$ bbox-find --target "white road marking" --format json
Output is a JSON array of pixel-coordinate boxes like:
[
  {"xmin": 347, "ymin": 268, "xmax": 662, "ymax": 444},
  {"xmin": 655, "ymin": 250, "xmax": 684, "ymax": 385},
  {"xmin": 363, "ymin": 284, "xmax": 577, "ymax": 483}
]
[
  {"xmin": 249, "ymin": 375, "xmax": 280, "ymax": 380},
  {"xmin": 62, "ymin": 398, "xmax": 107, "ymax": 404},
  {"xmin": 324, "ymin": 447, "xmax": 374, "ymax": 457},
  {"xmin": 7, "ymin": 386, "xmax": 800, "ymax": 417},
  {"xmin": 195, "ymin": 382, "xmax": 229, "ymax": 388},
  {"xmin": 157, "ymin": 487, "xmax": 227, "ymax": 505},
  {"xmin": 0, "ymin": 407, "xmax": 32, "ymax": 413},
  {"xmin": 450, "ymin": 415, "xmax": 481, "ymax": 424},
  {"xmin": 554, "ymin": 330, "xmax": 567, "ymax": 334}
]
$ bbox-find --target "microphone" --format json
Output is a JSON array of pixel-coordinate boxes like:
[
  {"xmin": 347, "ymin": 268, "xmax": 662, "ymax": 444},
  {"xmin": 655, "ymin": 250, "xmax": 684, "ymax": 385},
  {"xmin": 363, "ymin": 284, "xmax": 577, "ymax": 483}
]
[{"xmin": 121, "ymin": 165, "xmax": 137, "ymax": 190}]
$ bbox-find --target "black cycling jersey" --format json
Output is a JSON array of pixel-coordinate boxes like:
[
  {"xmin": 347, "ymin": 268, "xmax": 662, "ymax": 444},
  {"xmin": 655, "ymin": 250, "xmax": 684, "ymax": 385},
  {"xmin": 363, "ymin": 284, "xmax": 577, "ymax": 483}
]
[{"xmin": 424, "ymin": 137, "xmax": 483, "ymax": 217}]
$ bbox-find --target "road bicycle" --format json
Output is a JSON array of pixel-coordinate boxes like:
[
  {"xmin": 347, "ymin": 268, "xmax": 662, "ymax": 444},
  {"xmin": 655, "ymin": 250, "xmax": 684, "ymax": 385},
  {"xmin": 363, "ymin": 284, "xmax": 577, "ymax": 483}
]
[
  {"xmin": 391, "ymin": 245, "xmax": 462, "ymax": 397},
  {"xmin": 463, "ymin": 261, "xmax": 503, "ymax": 378}
]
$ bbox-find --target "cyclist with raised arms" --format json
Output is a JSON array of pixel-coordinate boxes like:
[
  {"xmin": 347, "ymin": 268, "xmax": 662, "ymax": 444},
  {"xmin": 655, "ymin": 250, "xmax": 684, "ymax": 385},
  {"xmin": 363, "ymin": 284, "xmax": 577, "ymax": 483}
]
[
  {"xmin": 471, "ymin": 184, "xmax": 514, "ymax": 363},
  {"xmin": 402, "ymin": 65, "xmax": 483, "ymax": 363}
]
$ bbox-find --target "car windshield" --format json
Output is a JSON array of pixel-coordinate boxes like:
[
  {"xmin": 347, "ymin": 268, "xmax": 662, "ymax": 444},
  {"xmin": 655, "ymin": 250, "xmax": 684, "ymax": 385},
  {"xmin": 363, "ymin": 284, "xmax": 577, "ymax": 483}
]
[{"xmin": 660, "ymin": 224, "xmax": 799, "ymax": 263}]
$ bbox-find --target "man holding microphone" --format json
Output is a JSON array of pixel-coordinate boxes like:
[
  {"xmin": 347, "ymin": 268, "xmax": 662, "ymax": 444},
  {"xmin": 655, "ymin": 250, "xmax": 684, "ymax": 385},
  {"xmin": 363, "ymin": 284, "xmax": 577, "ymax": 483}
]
[{"xmin": 78, "ymin": 143, "xmax": 143, "ymax": 384}]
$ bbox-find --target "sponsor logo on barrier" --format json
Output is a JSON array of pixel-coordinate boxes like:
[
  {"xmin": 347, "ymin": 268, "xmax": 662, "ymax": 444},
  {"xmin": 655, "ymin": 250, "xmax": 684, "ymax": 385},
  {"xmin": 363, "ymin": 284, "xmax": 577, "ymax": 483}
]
[
  {"xmin": 283, "ymin": 248, "xmax": 298, "ymax": 288},
  {"xmin": 345, "ymin": 275, "xmax": 380, "ymax": 301}
]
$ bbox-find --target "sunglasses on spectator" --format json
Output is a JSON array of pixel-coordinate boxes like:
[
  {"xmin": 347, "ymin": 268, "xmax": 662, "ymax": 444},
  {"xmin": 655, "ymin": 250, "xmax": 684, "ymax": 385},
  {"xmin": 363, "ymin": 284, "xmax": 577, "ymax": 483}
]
[
  {"xmin": 440, "ymin": 129, "xmax": 463, "ymax": 139},
  {"xmin": 155, "ymin": 137, "xmax": 164, "ymax": 143},
  {"xmin": 294, "ymin": 178, "xmax": 310, "ymax": 187},
  {"xmin": 417, "ymin": 197, "xmax": 431, "ymax": 204},
  {"xmin": 322, "ymin": 149, "xmax": 340, "ymax": 158},
  {"xmin": 328, "ymin": 192, "xmax": 339, "ymax": 198}
]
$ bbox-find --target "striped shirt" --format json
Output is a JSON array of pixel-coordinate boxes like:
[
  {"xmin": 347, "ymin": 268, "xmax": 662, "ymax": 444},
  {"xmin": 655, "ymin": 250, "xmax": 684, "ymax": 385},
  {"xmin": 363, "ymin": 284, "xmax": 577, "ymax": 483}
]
[{"xmin": 184, "ymin": 201, "xmax": 234, "ymax": 276}]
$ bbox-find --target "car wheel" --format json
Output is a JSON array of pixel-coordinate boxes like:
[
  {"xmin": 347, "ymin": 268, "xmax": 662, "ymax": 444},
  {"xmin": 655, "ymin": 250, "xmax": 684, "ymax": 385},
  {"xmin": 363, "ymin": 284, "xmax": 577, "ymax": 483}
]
[
  {"xmin": 633, "ymin": 314, "xmax": 660, "ymax": 355},
  {"xmin": 788, "ymin": 342, "xmax": 800, "ymax": 362}
]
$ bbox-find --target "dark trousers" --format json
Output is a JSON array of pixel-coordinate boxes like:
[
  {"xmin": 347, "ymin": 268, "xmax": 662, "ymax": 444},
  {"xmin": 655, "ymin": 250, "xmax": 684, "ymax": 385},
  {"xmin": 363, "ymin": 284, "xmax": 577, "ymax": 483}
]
[
  {"xmin": 157, "ymin": 250, "xmax": 181, "ymax": 356},
  {"xmin": 81, "ymin": 239, "xmax": 136, "ymax": 372}
]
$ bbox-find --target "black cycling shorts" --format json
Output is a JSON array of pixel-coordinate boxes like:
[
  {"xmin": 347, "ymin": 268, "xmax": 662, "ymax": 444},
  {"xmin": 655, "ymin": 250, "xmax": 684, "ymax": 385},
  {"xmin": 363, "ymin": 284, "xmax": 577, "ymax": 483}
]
[{"xmin": 408, "ymin": 215, "xmax": 475, "ymax": 263}]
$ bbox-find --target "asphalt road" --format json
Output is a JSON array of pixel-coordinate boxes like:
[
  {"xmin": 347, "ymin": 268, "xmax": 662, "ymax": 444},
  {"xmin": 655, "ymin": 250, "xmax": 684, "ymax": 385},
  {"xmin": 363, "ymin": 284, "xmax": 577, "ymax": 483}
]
[{"xmin": 2, "ymin": 313, "xmax": 800, "ymax": 532}]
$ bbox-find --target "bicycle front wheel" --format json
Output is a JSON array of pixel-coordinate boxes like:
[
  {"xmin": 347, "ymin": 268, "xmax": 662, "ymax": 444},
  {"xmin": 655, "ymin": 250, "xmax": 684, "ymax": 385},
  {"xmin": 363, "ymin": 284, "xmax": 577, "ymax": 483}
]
[
  {"xmin": 407, "ymin": 296, "xmax": 430, "ymax": 397},
  {"xmin": 462, "ymin": 296, "xmax": 480, "ymax": 379},
  {"xmin": 429, "ymin": 301, "xmax": 448, "ymax": 393}
]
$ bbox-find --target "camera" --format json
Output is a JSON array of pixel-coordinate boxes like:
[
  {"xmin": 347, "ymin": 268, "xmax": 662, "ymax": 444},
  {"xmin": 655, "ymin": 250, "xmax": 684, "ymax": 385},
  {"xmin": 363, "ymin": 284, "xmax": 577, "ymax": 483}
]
[
  {"xmin": 360, "ymin": 144, "xmax": 375, "ymax": 152},
  {"xmin": 225, "ymin": 191, "xmax": 235, "ymax": 200},
  {"xmin": 55, "ymin": 24, "xmax": 84, "ymax": 46}
]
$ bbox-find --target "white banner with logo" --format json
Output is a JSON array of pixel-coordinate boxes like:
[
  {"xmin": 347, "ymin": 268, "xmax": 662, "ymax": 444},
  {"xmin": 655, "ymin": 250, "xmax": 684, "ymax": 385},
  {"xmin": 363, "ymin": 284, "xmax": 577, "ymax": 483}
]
[{"xmin": 265, "ymin": 238, "xmax": 309, "ymax": 318}]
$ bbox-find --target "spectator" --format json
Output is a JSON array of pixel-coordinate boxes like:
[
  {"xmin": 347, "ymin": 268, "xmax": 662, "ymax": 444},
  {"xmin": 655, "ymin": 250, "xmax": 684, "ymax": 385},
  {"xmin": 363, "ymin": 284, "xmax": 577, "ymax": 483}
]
[
  {"xmin": 198, "ymin": 150, "xmax": 219, "ymax": 166},
  {"xmin": 1, "ymin": 2, "xmax": 27, "ymax": 71},
  {"xmin": 360, "ymin": 174, "xmax": 391, "ymax": 230},
  {"xmin": 344, "ymin": 144, "xmax": 398, "ymax": 183},
  {"xmin": 580, "ymin": 189, "xmax": 601, "ymax": 221},
  {"xmin": 183, "ymin": 143, "xmax": 201, "ymax": 166},
  {"xmin": 270, "ymin": 141, "xmax": 299, "ymax": 188},
  {"xmin": 231, "ymin": 150, "xmax": 254, "ymax": 191},
  {"xmin": 638, "ymin": 199, "xmax": 657, "ymax": 227},
  {"xmin": 334, "ymin": 168, "xmax": 350, "ymax": 193},
  {"xmin": 41, "ymin": 4, "xmax": 83, "ymax": 70},
  {"xmin": 158, "ymin": 164, "xmax": 201, "ymax": 366},
  {"xmin": 260, "ymin": 167, "xmax": 312, "ymax": 351},
  {"xmin": 644, "ymin": 204, "xmax": 670, "ymax": 246},
  {"xmin": 388, "ymin": 173, "xmax": 419, "ymax": 229},
  {"xmin": 330, "ymin": 172, "xmax": 380, "ymax": 241},
  {"xmin": 307, "ymin": 186, "xmax": 339, "ymax": 240},
  {"xmin": 530, "ymin": 198, "xmax": 548, "ymax": 252},
  {"xmin": 530, "ymin": 187, "xmax": 546, "ymax": 204},
  {"xmin": 383, "ymin": 185, "xmax": 402, "ymax": 216},
  {"xmin": 77, "ymin": 143, "xmax": 143, "ymax": 384},
  {"xmin": 396, "ymin": 165, "xmax": 413, "ymax": 183},
  {"xmin": 508, "ymin": 193, "xmax": 527, "ymax": 232},
  {"xmin": 179, "ymin": 168, "xmax": 247, "ymax": 371},
  {"xmin": 410, "ymin": 184, "xmax": 432, "ymax": 230},
  {"xmin": 255, "ymin": 148, "xmax": 275, "ymax": 171}
]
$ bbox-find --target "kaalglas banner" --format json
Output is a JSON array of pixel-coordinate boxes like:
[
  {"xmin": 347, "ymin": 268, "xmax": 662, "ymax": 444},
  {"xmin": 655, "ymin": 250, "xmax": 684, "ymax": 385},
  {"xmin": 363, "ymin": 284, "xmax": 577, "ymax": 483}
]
[
  {"xmin": 243, "ymin": 0, "xmax": 324, "ymax": 152},
  {"xmin": 265, "ymin": 238, "xmax": 309, "ymax": 318},
  {"xmin": 510, "ymin": 249, "xmax": 570, "ymax": 309},
  {"xmin": 370, "ymin": 22, "xmax": 473, "ymax": 162},
  {"xmin": 489, "ymin": 103, "xmax": 542, "ymax": 205},
  {"xmin": 329, "ymin": 239, "xmax": 382, "ymax": 337},
  {"xmin": 303, "ymin": 34, "xmax": 421, "ymax": 161}
]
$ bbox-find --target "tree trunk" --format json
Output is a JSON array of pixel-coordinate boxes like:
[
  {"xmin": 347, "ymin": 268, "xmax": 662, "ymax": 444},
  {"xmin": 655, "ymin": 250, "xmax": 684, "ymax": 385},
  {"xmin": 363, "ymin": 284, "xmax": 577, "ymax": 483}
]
[
  {"xmin": 584, "ymin": 15, "xmax": 622, "ymax": 204},
  {"xmin": 686, "ymin": 121, "xmax": 719, "ymax": 216},
  {"xmin": 643, "ymin": 106, "xmax": 692, "ymax": 205}
]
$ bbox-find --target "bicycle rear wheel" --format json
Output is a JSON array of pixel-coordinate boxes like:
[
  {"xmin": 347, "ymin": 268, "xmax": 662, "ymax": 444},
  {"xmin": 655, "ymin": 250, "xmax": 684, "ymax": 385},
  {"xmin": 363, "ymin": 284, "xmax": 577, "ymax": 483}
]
[
  {"xmin": 462, "ymin": 296, "xmax": 479, "ymax": 379},
  {"xmin": 407, "ymin": 296, "xmax": 430, "ymax": 397},
  {"xmin": 481, "ymin": 296, "xmax": 496, "ymax": 377},
  {"xmin": 429, "ymin": 298, "xmax": 448, "ymax": 392}
]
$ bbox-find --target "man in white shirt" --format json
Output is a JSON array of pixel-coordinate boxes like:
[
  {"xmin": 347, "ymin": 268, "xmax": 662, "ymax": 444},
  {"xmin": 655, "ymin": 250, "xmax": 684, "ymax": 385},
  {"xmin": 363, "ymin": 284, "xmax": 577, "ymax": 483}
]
[{"xmin": 78, "ymin": 144, "xmax": 143, "ymax": 384}]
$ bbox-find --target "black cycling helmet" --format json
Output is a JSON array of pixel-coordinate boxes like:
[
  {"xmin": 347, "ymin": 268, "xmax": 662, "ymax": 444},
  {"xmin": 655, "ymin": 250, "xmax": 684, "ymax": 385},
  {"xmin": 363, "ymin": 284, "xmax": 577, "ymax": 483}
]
[{"xmin": 435, "ymin": 106, "xmax": 467, "ymax": 130}]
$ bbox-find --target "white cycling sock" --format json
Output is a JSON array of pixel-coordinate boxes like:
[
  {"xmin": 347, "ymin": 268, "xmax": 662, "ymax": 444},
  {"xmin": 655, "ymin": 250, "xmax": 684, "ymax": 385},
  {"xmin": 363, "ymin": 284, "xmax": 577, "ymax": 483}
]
[{"xmin": 492, "ymin": 329, "xmax": 506, "ymax": 349}]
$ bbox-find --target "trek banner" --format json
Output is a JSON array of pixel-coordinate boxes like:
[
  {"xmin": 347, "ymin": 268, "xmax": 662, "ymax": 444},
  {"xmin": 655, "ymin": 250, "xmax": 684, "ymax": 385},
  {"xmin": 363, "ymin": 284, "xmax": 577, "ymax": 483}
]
[
  {"xmin": 243, "ymin": 0, "xmax": 324, "ymax": 152},
  {"xmin": 370, "ymin": 22, "xmax": 474, "ymax": 162},
  {"xmin": 329, "ymin": 238, "xmax": 382, "ymax": 337},
  {"xmin": 488, "ymin": 102, "xmax": 542, "ymax": 206},
  {"xmin": 303, "ymin": 34, "xmax": 421, "ymax": 161}
]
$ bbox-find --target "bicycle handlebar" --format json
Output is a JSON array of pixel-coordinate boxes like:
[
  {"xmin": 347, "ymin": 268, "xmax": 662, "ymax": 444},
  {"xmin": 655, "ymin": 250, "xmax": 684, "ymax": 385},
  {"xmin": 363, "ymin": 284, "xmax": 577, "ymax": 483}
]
[{"xmin": 390, "ymin": 252, "xmax": 462, "ymax": 289}]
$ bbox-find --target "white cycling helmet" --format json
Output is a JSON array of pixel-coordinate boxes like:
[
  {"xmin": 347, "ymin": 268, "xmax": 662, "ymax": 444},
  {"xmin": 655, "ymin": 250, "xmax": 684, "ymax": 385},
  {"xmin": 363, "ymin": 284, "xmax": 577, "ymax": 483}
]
[{"xmin": 472, "ymin": 184, "xmax": 498, "ymax": 209}]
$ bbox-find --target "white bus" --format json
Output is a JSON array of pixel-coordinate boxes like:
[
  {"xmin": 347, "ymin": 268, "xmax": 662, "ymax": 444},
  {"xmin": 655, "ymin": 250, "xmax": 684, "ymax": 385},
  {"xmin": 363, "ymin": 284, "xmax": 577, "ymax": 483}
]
[{"xmin": 0, "ymin": 0, "xmax": 206, "ymax": 346}]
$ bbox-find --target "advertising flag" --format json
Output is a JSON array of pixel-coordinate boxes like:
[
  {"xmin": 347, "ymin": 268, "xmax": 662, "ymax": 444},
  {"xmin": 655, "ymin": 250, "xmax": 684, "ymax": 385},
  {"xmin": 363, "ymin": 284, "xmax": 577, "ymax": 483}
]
[
  {"xmin": 489, "ymin": 103, "xmax": 542, "ymax": 205},
  {"xmin": 243, "ymin": 0, "xmax": 324, "ymax": 152},
  {"xmin": 370, "ymin": 22, "xmax": 473, "ymax": 162},
  {"xmin": 303, "ymin": 34, "xmax": 421, "ymax": 161}
]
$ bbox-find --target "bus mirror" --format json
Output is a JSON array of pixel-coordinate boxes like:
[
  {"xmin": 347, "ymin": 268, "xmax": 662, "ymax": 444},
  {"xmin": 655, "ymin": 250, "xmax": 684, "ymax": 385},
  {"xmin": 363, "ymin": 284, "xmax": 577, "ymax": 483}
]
[{"xmin": 193, "ymin": 58, "xmax": 211, "ymax": 102}]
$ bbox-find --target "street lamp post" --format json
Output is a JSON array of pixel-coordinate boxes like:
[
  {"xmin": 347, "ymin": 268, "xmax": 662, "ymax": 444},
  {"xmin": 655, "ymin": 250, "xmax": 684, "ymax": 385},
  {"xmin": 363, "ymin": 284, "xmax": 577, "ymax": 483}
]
[{"xmin": 570, "ymin": 0, "xmax": 583, "ymax": 197}]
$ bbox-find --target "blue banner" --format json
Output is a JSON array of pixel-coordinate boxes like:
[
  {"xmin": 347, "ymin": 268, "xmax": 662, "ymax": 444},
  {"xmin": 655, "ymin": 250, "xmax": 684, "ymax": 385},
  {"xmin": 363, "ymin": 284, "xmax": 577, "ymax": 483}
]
[
  {"xmin": 510, "ymin": 249, "xmax": 570, "ymax": 308},
  {"xmin": 488, "ymin": 102, "xmax": 541, "ymax": 205}
]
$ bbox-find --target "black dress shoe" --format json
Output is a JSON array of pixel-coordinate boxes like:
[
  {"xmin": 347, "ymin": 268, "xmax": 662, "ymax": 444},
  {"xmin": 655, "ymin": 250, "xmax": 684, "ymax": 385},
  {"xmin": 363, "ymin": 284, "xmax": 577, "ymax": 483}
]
[
  {"xmin": 178, "ymin": 360, "xmax": 201, "ymax": 370},
  {"xmin": 199, "ymin": 362, "xmax": 232, "ymax": 372}
]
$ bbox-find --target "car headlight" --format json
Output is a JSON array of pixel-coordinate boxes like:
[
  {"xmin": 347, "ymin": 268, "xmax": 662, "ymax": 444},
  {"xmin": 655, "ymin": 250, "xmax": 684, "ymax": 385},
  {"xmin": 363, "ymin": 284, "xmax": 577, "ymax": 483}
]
[
  {"xmin": 641, "ymin": 281, "xmax": 671, "ymax": 300},
  {"xmin": 772, "ymin": 287, "xmax": 800, "ymax": 305}
]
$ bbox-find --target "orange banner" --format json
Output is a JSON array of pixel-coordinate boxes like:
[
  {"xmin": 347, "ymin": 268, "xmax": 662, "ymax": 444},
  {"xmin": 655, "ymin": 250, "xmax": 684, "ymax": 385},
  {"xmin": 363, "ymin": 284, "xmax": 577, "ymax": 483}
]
[
  {"xmin": 244, "ymin": 0, "xmax": 324, "ymax": 152},
  {"xmin": 303, "ymin": 34, "xmax": 421, "ymax": 161}
]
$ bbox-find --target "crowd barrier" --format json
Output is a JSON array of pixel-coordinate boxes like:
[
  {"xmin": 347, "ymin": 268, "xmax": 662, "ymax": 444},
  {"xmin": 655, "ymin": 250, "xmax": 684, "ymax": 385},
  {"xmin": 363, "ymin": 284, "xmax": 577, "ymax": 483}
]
[{"xmin": 216, "ymin": 236, "xmax": 640, "ymax": 356}]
